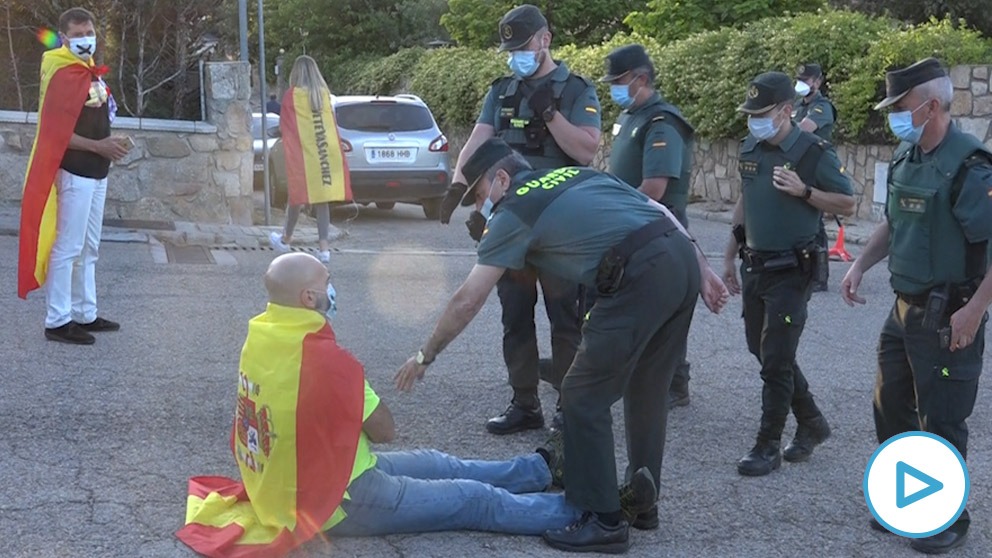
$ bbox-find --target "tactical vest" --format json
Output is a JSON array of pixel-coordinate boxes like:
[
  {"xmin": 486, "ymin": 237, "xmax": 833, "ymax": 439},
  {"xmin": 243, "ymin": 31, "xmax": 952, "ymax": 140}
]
[
  {"xmin": 635, "ymin": 102, "xmax": 695, "ymax": 215},
  {"xmin": 739, "ymin": 130, "xmax": 828, "ymax": 252},
  {"xmin": 886, "ymin": 126, "xmax": 992, "ymax": 294},
  {"xmin": 493, "ymin": 73, "xmax": 589, "ymax": 169},
  {"xmin": 498, "ymin": 166, "xmax": 598, "ymax": 227}
]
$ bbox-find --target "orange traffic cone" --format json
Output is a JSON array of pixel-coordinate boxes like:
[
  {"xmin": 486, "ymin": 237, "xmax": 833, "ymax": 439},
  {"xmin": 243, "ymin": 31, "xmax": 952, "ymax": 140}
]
[{"xmin": 828, "ymin": 216, "xmax": 853, "ymax": 262}]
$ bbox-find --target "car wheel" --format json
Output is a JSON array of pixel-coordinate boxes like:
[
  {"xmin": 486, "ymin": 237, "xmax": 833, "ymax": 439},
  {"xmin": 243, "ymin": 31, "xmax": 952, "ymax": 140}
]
[
  {"xmin": 375, "ymin": 202, "xmax": 396, "ymax": 210},
  {"xmin": 421, "ymin": 198, "xmax": 441, "ymax": 220}
]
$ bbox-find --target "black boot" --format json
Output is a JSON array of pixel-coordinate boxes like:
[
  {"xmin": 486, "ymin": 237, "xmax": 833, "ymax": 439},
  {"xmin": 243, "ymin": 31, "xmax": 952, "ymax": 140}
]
[
  {"xmin": 910, "ymin": 516, "xmax": 969, "ymax": 554},
  {"xmin": 486, "ymin": 398, "xmax": 544, "ymax": 435},
  {"xmin": 783, "ymin": 415, "xmax": 831, "ymax": 462},
  {"xmin": 542, "ymin": 512, "xmax": 630, "ymax": 554},
  {"xmin": 737, "ymin": 439, "xmax": 782, "ymax": 477},
  {"xmin": 668, "ymin": 382, "xmax": 690, "ymax": 408},
  {"xmin": 619, "ymin": 467, "xmax": 658, "ymax": 525}
]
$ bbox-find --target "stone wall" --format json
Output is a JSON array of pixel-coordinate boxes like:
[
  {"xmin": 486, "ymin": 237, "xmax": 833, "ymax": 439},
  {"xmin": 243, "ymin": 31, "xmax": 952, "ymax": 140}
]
[
  {"xmin": 0, "ymin": 61, "xmax": 254, "ymax": 225},
  {"xmin": 448, "ymin": 64, "xmax": 992, "ymax": 223}
]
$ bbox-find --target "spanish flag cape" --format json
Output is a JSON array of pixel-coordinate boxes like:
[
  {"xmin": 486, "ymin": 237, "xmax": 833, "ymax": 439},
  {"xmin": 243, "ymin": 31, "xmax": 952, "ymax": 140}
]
[
  {"xmin": 279, "ymin": 87, "xmax": 352, "ymax": 205},
  {"xmin": 177, "ymin": 304, "xmax": 365, "ymax": 558},
  {"xmin": 17, "ymin": 46, "xmax": 105, "ymax": 299}
]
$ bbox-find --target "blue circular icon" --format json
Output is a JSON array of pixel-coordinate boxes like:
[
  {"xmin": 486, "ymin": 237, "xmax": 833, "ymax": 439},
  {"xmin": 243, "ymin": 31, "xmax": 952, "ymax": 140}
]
[{"xmin": 863, "ymin": 431, "xmax": 970, "ymax": 538}]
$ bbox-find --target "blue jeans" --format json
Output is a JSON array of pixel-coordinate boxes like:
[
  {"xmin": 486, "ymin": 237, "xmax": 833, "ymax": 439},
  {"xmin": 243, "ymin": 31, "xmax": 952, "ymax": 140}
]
[{"xmin": 328, "ymin": 449, "xmax": 581, "ymax": 536}]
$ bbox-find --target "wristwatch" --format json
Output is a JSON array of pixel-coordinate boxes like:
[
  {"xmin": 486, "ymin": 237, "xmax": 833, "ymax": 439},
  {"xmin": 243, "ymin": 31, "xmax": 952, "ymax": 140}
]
[
  {"xmin": 542, "ymin": 107, "xmax": 556, "ymax": 123},
  {"xmin": 416, "ymin": 348, "xmax": 434, "ymax": 366},
  {"xmin": 802, "ymin": 185, "xmax": 813, "ymax": 200}
]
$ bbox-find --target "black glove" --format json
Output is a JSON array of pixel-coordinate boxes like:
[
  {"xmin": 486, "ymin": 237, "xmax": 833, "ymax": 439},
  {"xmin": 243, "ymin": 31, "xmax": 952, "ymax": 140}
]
[
  {"xmin": 466, "ymin": 210, "xmax": 487, "ymax": 242},
  {"xmin": 439, "ymin": 181, "xmax": 468, "ymax": 224},
  {"xmin": 527, "ymin": 84, "xmax": 554, "ymax": 119}
]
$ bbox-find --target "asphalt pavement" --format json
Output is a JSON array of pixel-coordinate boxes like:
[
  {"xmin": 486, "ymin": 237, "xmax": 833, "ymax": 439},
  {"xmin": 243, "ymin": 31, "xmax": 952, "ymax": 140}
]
[{"xmin": 1, "ymin": 202, "xmax": 989, "ymax": 558}]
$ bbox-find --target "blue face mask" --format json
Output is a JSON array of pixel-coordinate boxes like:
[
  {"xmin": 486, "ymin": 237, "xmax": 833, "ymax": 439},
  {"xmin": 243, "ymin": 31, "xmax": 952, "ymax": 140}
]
[
  {"xmin": 610, "ymin": 84, "xmax": 635, "ymax": 109},
  {"xmin": 747, "ymin": 113, "xmax": 781, "ymax": 141},
  {"xmin": 315, "ymin": 283, "xmax": 337, "ymax": 320},
  {"xmin": 479, "ymin": 177, "xmax": 503, "ymax": 220},
  {"xmin": 68, "ymin": 36, "xmax": 97, "ymax": 60},
  {"xmin": 508, "ymin": 50, "xmax": 540, "ymax": 78},
  {"xmin": 887, "ymin": 101, "xmax": 930, "ymax": 144}
]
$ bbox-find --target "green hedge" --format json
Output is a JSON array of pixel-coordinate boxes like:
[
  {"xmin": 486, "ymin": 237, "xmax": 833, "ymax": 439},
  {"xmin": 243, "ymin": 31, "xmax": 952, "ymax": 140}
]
[{"xmin": 332, "ymin": 10, "xmax": 992, "ymax": 142}]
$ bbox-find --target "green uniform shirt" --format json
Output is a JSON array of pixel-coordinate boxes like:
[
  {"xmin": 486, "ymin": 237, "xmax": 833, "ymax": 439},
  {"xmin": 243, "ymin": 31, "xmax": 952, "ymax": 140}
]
[
  {"xmin": 739, "ymin": 125, "xmax": 852, "ymax": 252},
  {"xmin": 477, "ymin": 168, "xmax": 669, "ymax": 286},
  {"xmin": 608, "ymin": 92, "xmax": 693, "ymax": 225},
  {"xmin": 792, "ymin": 91, "xmax": 835, "ymax": 141},
  {"xmin": 478, "ymin": 62, "xmax": 601, "ymax": 168}
]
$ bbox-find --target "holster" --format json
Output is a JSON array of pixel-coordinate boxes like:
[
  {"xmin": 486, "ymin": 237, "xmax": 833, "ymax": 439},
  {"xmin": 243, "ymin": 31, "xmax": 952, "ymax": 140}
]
[
  {"xmin": 595, "ymin": 218, "xmax": 679, "ymax": 295},
  {"xmin": 595, "ymin": 253, "xmax": 626, "ymax": 295},
  {"xmin": 921, "ymin": 285, "xmax": 950, "ymax": 331}
]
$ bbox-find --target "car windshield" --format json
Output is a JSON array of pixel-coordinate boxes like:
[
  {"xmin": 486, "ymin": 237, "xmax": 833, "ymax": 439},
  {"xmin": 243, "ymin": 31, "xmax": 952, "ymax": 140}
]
[
  {"xmin": 251, "ymin": 114, "xmax": 279, "ymax": 140},
  {"xmin": 335, "ymin": 102, "xmax": 434, "ymax": 133}
]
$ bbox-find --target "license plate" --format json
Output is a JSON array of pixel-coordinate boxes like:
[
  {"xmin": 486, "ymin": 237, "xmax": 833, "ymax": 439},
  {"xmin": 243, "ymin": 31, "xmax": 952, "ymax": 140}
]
[
  {"xmin": 253, "ymin": 163, "xmax": 264, "ymax": 171},
  {"xmin": 366, "ymin": 148, "xmax": 416, "ymax": 163}
]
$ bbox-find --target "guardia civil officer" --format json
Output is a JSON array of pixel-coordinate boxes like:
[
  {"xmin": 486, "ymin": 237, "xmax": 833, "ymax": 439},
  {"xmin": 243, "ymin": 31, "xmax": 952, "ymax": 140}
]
[
  {"xmin": 793, "ymin": 63, "xmax": 838, "ymax": 292},
  {"xmin": 723, "ymin": 72, "xmax": 855, "ymax": 477},
  {"xmin": 438, "ymin": 4, "xmax": 602, "ymax": 435},
  {"xmin": 601, "ymin": 44, "xmax": 696, "ymax": 409},
  {"xmin": 396, "ymin": 137, "xmax": 729, "ymax": 553},
  {"xmin": 841, "ymin": 57, "xmax": 992, "ymax": 554}
]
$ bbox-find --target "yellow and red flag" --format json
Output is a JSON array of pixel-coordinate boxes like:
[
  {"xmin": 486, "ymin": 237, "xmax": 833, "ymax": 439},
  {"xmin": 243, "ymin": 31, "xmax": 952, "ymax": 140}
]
[
  {"xmin": 17, "ymin": 46, "xmax": 100, "ymax": 299},
  {"xmin": 177, "ymin": 305, "xmax": 365, "ymax": 557},
  {"xmin": 279, "ymin": 87, "xmax": 352, "ymax": 205}
]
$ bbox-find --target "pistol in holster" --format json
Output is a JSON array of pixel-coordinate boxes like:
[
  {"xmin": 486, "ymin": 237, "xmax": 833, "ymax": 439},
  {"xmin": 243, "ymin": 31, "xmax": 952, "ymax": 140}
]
[
  {"xmin": 595, "ymin": 252, "xmax": 626, "ymax": 296},
  {"xmin": 921, "ymin": 285, "xmax": 950, "ymax": 331}
]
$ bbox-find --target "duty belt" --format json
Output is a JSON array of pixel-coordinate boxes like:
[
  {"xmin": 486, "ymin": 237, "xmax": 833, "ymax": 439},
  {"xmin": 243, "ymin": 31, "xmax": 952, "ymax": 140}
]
[
  {"xmin": 595, "ymin": 218, "xmax": 680, "ymax": 295},
  {"xmin": 896, "ymin": 280, "xmax": 981, "ymax": 310},
  {"xmin": 741, "ymin": 247, "xmax": 799, "ymax": 273}
]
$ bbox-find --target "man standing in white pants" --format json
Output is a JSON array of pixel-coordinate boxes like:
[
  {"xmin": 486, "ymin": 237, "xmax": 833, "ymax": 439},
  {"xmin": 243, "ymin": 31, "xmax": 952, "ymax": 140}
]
[{"xmin": 17, "ymin": 7, "xmax": 128, "ymax": 345}]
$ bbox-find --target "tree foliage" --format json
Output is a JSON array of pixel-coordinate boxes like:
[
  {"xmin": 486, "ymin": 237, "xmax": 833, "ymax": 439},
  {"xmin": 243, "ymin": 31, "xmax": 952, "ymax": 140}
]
[
  {"xmin": 1, "ymin": 0, "xmax": 237, "ymax": 119},
  {"xmin": 626, "ymin": 0, "xmax": 827, "ymax": 44},
  {"xmin": 441, "ymin": 0, "xmax": 648, "ymax": 49},
  {"xmin": 830, "ymin": 0, "xmax": 992, "ymax": 39}
]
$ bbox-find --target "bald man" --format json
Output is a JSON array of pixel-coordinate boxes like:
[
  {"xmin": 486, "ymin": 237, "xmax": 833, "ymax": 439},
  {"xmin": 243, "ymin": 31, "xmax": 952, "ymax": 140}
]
[{"xmin": 201, "ymin": 252, "xmax": 658, "ymax": 544}]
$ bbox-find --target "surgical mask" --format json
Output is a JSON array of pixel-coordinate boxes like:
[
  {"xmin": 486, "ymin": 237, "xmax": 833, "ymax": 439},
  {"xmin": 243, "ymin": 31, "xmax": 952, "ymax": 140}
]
[
  {"xmin": 508, "ymin": 50, "xmax": 540, "ymax": 78},
  {"xmin": 479, "ymin": 176, "xmax": 503, "ymax": 220},
  {"xmin": 68, "ymin": 36, "xmax": 97, "ymax": 60},
  {"xmin": 887, "ymin": 101, "xmax": 930, "ymax": 144},
  {"xmin": 610, "ymin": 84, "xmax": 635, "ymax": 109},
  {"xmin": 313, "ymin": 283, "xmax": 337, "ymax": 320},
  {"xmin": 795, "ymin": 81, "xmax": 811, "ymax": 97},
  {"xmin": 747, "ymin": 112, "xmax": 782, "ymax": 141}
]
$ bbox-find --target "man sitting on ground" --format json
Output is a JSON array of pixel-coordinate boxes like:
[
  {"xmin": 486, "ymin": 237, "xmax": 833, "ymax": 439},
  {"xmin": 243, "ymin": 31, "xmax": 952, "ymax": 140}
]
[{"xmin": 177, "ymin": 252, "xmax": 656, "ymax": 557}]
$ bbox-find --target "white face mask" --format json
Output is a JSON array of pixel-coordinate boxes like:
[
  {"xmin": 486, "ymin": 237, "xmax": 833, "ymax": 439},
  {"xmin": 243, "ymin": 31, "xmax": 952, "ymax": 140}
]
[
  {"xmin": 795, "ymin": 80, "xmax": 811, "ymax": 97},
  {"xmin": 68, "ymin": 36, "xmax": 97, "ymax": 60}
]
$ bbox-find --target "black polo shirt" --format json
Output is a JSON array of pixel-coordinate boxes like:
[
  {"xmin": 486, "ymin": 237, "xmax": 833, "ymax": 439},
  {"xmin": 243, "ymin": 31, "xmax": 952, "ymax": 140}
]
[{"xmin": 61, "ymin": 78, "xmax": 111, "ymax": 179}]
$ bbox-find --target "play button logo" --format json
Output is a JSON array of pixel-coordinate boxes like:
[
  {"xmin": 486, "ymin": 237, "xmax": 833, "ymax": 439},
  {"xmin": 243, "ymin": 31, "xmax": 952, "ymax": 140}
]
[
  {"xmin": 896, "ymin": 461, "xmax": 943, "ymax": 508},
  {"xmin": 864, "ymin": 432, "xmax": 969, "ymax": 538}
]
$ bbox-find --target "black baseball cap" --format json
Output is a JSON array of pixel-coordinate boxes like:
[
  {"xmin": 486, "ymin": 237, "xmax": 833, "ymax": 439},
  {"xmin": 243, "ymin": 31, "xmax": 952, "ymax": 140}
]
[
  {"xmin": 498, "ymin": 4, "xmax": 548, "ymax": 52},
  {"xmin": 795, "ymin": 63, "xmax": 823, "ymax": 80},
  {"xmin": 459, "ymin": 138, "xmax": 515, "ymax": 206},
  {"xmin": 874, "ymin": 57, "xmax": 947, "ymax": 110},
  {"xmin": 738, "ymin": 71, "xmax": 794, "ymax": 114},
  {"xmin": 601, "ymin": 44, "xmax": 653, "ymax": 82}
]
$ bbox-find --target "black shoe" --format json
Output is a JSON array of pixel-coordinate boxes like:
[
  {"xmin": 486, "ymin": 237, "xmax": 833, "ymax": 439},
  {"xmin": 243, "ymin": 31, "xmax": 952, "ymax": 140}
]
[
  {"xmin": 910, "ymin": 520, "xmax": 969, "ymax": 554},
  {"xmin": 619, "ymin": 467, "xmax": 658, "ymax": 525},
  {"xmin": 737, "ymin": 440, "xmax": 782, "ymax": 476},
  {"xmin": 869, "ymin": 517, "xmax": 891, "ymax": 534},
  {"xmin": 668, "ymin": 385, "xmax": 690, "ymax": 408},
  {"xmin": 811, "ymin": 281, "xmax": 828, "ymax": 293},
  {"xmin": 45, "ymin": 322, "xmax": 95, "ymax": 345},
  {"xmin": 630, "ymin": 505, "xmax": 659, "ymax": 530},
  {"xmin": 485, "ymin": 402, "xmax": 544, "ymax": 435},
  {"xmin": 75, "ymin": 317, "xmax": 120, "ymax": 332},
  {"xmin": 536, "ymin": 429, "xmax": 565, "ymax": 489},
  {"xmin": 783, "ymin": 415, "xmax": 831, "ymax": 463},
  {"xmin": 542, "ymin": 512, "xmax": 630, "ymax": 554}
]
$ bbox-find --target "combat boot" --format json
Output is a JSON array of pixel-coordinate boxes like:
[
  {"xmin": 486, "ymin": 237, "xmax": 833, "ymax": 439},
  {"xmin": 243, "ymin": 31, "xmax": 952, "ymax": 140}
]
[
  {"xmin": 737, "ymin": 439, "xmax": 782, "ymax": 477},
  {"xmin": 783, "ymin": 415, "xmax": 831, "ymax": 462}
]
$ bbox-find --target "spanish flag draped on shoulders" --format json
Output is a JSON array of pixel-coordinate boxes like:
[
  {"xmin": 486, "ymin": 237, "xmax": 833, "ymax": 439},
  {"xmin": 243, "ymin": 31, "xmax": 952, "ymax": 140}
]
[
  {"xmin": 177, "ymin": 304, "xmax": 368, "ymax": 557},
  {"xmin": 279, "ymin": 87, "xmax": 352, "ymax": 205},
  {"xmin": 17, "ymin": 46, "xmax": 106, "ymax": 299}
]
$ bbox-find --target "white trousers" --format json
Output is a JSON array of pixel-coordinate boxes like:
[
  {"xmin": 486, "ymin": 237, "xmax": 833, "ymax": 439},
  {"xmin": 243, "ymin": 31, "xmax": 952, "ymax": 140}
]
[{"xmin": 44, "ymin": 170, "xmax": 108, "ymax": 328}]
